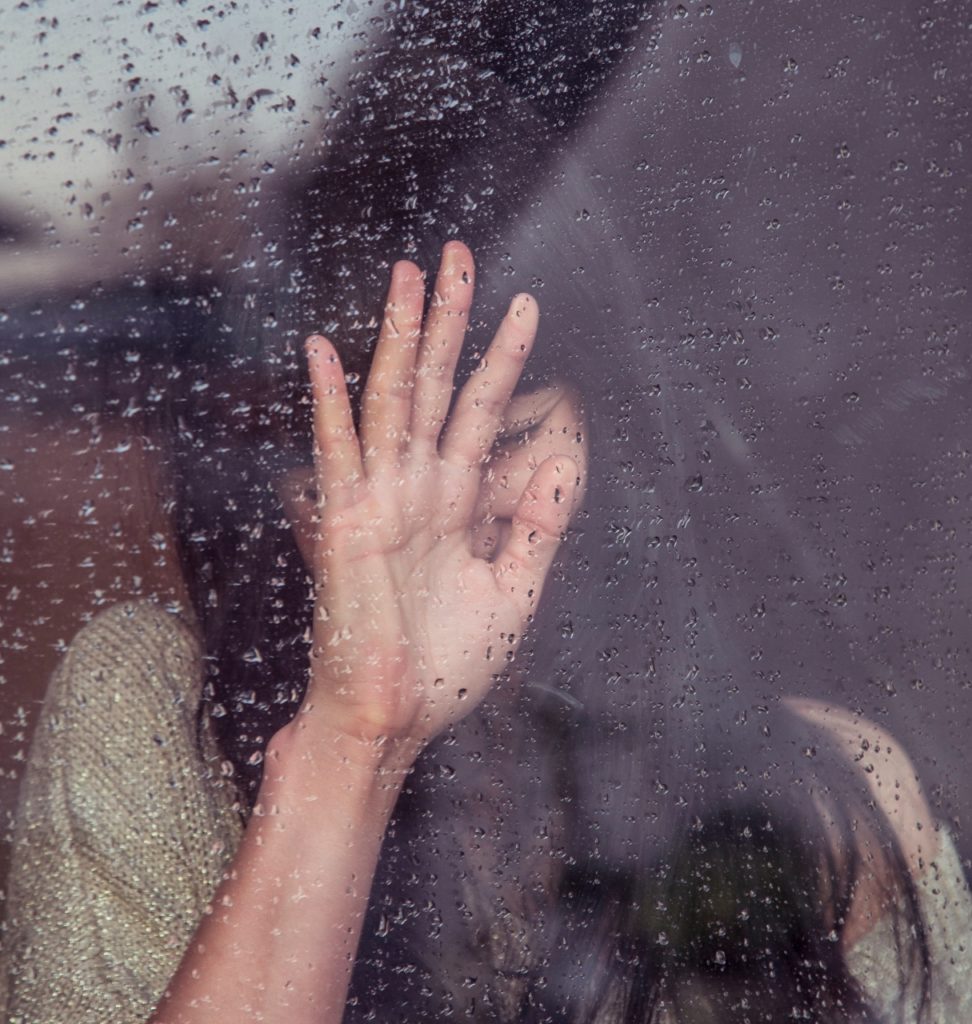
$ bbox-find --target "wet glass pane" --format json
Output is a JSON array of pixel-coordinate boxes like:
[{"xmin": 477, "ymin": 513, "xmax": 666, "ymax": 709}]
[{"xmin": 2, "ymin": 2, "xmax": 970, "ymax": 1022}]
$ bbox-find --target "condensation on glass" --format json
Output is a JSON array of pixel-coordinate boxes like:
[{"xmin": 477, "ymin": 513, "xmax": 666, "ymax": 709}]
[{"xmin": 1, "ymin": 2, "xmax": 970, "ymax": 1022}]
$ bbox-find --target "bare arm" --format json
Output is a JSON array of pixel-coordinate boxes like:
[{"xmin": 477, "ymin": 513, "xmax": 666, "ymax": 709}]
[
  {"xmin": 148, "ymin": 242, "xmax": 583, "ymax": 1023},
  {"xmin": 150, "ymin": 727, "xmax": 415, "ymax": 1023}
]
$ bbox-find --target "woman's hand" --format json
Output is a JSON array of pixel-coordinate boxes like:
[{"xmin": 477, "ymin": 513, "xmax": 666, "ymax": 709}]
[
  {"xmin": 281, "ymin": 242, "xmax": 581, "ymax": 758},
  {"xmin": 150, "ymin": 243, "xmax": 583, "ymax": 1024}
]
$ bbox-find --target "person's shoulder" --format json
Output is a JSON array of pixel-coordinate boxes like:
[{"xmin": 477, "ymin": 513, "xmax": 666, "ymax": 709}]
[
  {"xmin": 66, "ymin": 598, "xmax": 200, "ymax": 663},
  {"xmin": 42, "ymin": 599, "xmax": 204, "ymax": 738},
  {"xmin": 23, "ymin": 599, "xmax": 221, "ymax": 839},
  {"xmin": 784, "ymin": 697, "xmax": 936, "ymax": 875},
  {"xmin": 847, "ymin": 825, "xmax": 972, "ymax": 1017}
]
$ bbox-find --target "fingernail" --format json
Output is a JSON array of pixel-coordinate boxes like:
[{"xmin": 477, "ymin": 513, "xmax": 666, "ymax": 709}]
[
  {"xmin": 508, "ymin": 293, "xmax": 537, "ymax": 319},
  {"xmin": 306, "ymin": 334, "xmax": 330, "ymax": 358},
  {"xmin": 392, "ymin": 259, "xmax": 420, "ymax": 284},
  {"xmin": 442, "ymin": 240, "xmax": 473, "ymax": 282}
]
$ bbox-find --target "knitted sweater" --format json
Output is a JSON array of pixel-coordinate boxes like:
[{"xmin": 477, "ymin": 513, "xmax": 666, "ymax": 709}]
[
  {"xmin": 2, "ymin": 601, "xmax": 971, "ymax": 1022},
  {"xmin": 2, "ymin": 602, "xmax": 242, "ymax": 1022}
]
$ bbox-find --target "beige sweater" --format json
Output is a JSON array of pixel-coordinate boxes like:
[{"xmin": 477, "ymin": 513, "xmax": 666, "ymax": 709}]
[
  {"xmin": 2, "ymin": 601, "xmax": 971, "ymax": 1022},
  {"xmin": 2, "ymin": 602, "xmax": 242, "ymax": 1023}
]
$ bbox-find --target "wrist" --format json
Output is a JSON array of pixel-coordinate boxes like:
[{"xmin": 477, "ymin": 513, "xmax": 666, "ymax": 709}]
[
  {"xmin": 249, "ymin": 728, "xmax": 411, "ymax": 832},
  {"xmin": 262, "ymin": 716, "xmax": 423, "ymax": 801}
]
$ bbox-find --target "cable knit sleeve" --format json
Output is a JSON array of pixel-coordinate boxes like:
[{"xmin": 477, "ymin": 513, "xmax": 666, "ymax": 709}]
[{"xmin": 2, "ymin": 601, "xmax": 243, "ymax": 1024}]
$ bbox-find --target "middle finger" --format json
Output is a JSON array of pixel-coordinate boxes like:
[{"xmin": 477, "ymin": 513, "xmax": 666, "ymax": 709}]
[
  {"xmin": 360, "ymin": 259, "xmax": 425, "ymax": 465},
  {"xmin": 409, "ymin": 240, "xmax": 475, "ymax": 451}
]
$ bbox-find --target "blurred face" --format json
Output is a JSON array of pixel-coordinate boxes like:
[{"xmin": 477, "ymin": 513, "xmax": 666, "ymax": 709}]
[
  {"xmin": 278, "ymin": 379, "xmax": 588, "ymax": 568},
  {"xmin": 469, "ymin": 381, "xmax": 588, "ymax": 561}
]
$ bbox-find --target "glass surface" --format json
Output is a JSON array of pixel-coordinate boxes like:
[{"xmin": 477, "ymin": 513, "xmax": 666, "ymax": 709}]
[{"xmin": 1, "ymin": 2, "xmax": 970, "ymax": 1021}]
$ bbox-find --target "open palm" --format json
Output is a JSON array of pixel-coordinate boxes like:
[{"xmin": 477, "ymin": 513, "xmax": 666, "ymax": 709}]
[{"xmin": 293, "ymin": 243, "xmax": 579, "ymax": 748}]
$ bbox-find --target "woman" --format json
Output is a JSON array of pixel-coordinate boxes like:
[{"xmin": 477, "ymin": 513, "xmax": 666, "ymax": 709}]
[
  {"xmin": 2, "ymin": 241, "xmax": 586, "ymax": 1021},
  {"xmin": 5, "ymin": 0, "xmax": 972, "ymax": 1016},
  {"xmin": 5, "ymin": 239, "xmax": 971, "ymax": 1024}
]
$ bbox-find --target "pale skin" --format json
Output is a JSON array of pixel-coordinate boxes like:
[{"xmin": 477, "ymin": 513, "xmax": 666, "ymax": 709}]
[
  {"xmin": 147, "ymin": 242, "xmax": 934, "ymax": 1021},
  {"xmin": 785, "ymin": 697, "xmax": 939, "ymax": 949},
  {"xmin": 149, "ymin": 241, "xmax": 587, "ymax": 1024}
]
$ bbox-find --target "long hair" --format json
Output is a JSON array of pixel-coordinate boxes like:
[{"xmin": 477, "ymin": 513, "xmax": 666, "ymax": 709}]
[
  {"xmin": 157, "ymin": 4, "xmax": 942, "ymax": 1022},
  {"xmin": 520, "ymin": 704, "xmax": 932, "ymax": 1024},
  {"xmin": 166, "ymin": 0, "xmax": 645, "ymax": 797}
]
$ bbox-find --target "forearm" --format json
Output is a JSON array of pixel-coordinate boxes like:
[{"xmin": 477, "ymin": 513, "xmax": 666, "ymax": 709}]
[{"xmin": 150, "ymin": 722, "xmax": 418, "ymax": 1024}]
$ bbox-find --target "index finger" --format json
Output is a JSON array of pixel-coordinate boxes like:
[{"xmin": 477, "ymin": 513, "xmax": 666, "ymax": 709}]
[{"xmin": 307, "ymin": 335, "xmax": 365, "ymax": 503}]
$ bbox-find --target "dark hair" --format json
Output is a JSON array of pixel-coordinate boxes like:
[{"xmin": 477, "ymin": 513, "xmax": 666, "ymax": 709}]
[
  {"xmin": 164, "ymin": 0, "xmax": 636, "ymax": 796},
  {"xmin": 159, "ymin": 9, "xmax": 934, "ymax": 1023},
  {"xmin": 524, "ymin": 705, "xmax": 932, "ymax": 1024}
]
